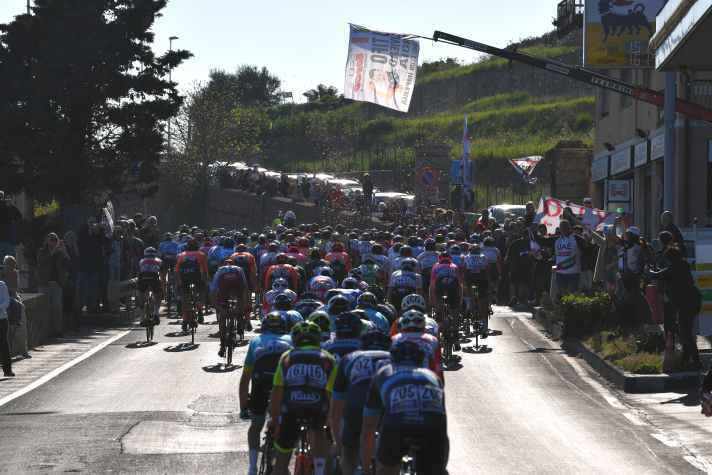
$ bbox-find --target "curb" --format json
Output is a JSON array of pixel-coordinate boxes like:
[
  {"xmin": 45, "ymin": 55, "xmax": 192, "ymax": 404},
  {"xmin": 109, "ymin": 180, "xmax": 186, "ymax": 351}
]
[{"xmin": 532, "ymin": 308, "xmax": 701, "ymax": 393}]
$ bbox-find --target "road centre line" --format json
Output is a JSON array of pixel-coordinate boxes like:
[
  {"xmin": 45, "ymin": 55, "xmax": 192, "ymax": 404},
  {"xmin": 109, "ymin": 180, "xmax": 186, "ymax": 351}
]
[{"xmin": 0, "ymin": 329, "xmax": 132, "ymax": 409}]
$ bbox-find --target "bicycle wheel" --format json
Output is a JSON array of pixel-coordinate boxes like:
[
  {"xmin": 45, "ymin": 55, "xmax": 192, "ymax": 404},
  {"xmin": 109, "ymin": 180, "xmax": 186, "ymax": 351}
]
[
  {"xmin": 226, "ymin": 317, "xmax": 235, "ymax": 367},
  {"xmin": 258, "ymin": 432, "xmax": 274, "ymax": 475}
]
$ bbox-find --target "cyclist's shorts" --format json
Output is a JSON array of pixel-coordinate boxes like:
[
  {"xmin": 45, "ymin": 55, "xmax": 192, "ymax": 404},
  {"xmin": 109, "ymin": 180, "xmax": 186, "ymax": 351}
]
[
  {"xmin": 275, "ymin": 411, "xmax": 328, "ymax": 453},
  {"xmin": 180, "ymin": 271, "xmax": 203, "ymax": 288},
  {"xmin": 341, "ymin": 407, "xmax": 365, "ymax": 449},
  {"xmin": 248, "ymin": 376, "xmax": 274, "ymax": 415},
  {"xmin": 377, "ymin": 424, "xmax": 448, "ymax": 471},
  {"xmin": 160, "ymin": 258, "xmax": 177, "ymax": 273},
  {"xmin": 434, "ymin": 280, "xmax": 461, "ymax": 309},
  {"xmin": 465, "ymin": 272, "xmax": 489, "ymax": 294},
  {"xmin": 421, "ymin": 270, "xmax": 432, "ymax": 290},
  {"xmin": 487, "ymin": 264, "xmax": 499, "ymax": 284},
  {"xmin": 137, "ymin": 273, "xmax": 161, "ymax": 294}
]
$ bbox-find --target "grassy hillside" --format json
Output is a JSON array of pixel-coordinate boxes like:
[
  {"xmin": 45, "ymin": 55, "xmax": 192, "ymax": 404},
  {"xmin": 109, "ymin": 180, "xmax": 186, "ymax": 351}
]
[{"xmin": 264, "ymin": 32, "xmax": 593, "ymax": 173}]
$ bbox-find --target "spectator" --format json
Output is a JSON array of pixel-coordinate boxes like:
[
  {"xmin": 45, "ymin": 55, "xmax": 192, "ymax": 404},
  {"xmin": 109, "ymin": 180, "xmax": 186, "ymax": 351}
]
[
  {"xmin": 140, "ymin": 216, "xmax": 160, "ymax": 248},
  {"xmin": 300, "ymin": 177, "xmax": 311, "ymax": 202},
  {"xmin": 63, "ymin": 231, "xmax": 80, "ymax": 330},
  {"xmin": 279, "ymin": 173, "xmax": 289, "ymax": 197},
  {"xmin": 3, "ymin": 255, "xmax": 28, "ymax": 358},
  {"xmin": 660, "ymin": 210, "xmax": 686, "ymax": 256},
  {"xmin": 616, "ymin": 226, "xmax": 648, "ymax": 329},
  {"xmin": 505, "ymin": 226, "xmax": 531, "ymax": 306},
  {"xmin": 553, "ymin": 220, "xmax": 581, "ymax": 297},
  {"xmin": 362, "ymin": 174, "xmax": 374, "ymax": 210},
  {"xmin": 648, "ymin": 245, "xmax": 702, "ymax": 369},
  {"xmin": 592, "ymin": 225, "xmax": 620, "ymax": 298},
  {"xmin": 531, "ymin": 224, "xmax": 554, "ymax": 305},
  {"xmin": 524, "ymin": 201, "xmax": 536, "ymax": 228},
  {"xmin": 574, "ymin": 225, "xmax": 596, "ymax": 293},
  {"xmin": 78, "ymin": 219, "xmax": 106, "ymax": 314},
  {"xmin": 0, "ymin": 191, "xmax": 22, "ymax": 259},
  {"xmin": 36, "ymin": 232, "xmax": 68, "ymax": 334},
  {"xmin": 0, "ymin": 278, "xmax": 13, "ymax": 376}
]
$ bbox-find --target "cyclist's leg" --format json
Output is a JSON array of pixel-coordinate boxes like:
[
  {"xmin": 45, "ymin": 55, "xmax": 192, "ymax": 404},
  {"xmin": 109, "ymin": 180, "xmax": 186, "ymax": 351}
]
[
  {"xmin": 215, "ymin": 297, "xmax": 227, "ymax": 351},
  {"xmin": 375, "ymin": 426, "xmax": 405, "ymax": 475},
  {"xmin": 273, "ymin": 414, "xmax": 299, "ymax": 475},
  {"xmin": 308, "ymin": 423, "xmax": 330, "ymax": 475}
]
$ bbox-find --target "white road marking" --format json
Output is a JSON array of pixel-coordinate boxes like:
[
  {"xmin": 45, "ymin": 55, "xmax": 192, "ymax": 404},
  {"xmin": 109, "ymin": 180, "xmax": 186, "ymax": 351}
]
[
  {"xmin": 623, "ymin": 412, "xmax": 648, "ymax": 426},
  {"xmin": 0, "ymin": 329, "xmax": 131, "ymax": 409},
  {"xmin": 651, "ymin": 433, "xmax": 681, "ymax": 448},
  {"xmin": 684, "ymin": 455, "xmax": 712, "ymax": 474}
]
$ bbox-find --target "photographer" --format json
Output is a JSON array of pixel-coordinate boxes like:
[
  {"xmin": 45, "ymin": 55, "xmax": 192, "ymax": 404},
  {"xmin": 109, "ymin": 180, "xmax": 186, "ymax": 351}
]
[{"xmin": 37, "ymin": 232, "xmax": 69, "ymax": 335}]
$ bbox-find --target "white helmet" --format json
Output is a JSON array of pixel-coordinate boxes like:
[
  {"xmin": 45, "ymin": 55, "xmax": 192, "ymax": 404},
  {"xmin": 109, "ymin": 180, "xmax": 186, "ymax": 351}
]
[
  {"xmin": 272, "ymin": 278, "xmax": 289, "ymax": 291},
  {"xmin": 401, "ymin": 294, "xmax": 426, "ymax": 312},
  {"xmin": 399, "ymin": 309, "xmax": 426, "ymax": 332}
]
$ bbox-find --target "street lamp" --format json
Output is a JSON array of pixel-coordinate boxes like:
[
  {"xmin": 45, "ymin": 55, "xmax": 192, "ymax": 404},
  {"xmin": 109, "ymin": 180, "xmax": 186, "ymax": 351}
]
[{"xmin": 167, "ymin": 36, "xmax": 178, "ymax": 158}]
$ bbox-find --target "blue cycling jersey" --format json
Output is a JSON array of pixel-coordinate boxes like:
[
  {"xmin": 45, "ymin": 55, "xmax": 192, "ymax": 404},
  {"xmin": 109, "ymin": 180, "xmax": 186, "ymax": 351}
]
[{"xmin": 159, "ymin": 240, "xmax": 179, "ymax": 258}]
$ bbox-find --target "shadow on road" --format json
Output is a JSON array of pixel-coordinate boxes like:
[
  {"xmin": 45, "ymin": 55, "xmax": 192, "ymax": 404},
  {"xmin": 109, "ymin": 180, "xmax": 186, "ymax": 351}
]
[
  {"xmin": 660, "ymin": 391, "xmax": 700, "ymax": 406},
  {"xmin": 164, "ymin": 343, "xmax": 200, "ymax": 352},
  {"xmin": 202, "ymin": 364, "xmax": 241, "ymax": 373},
  {"xmin": 462, "ymin": 345, "xmax": 493, "ymax": 354},
  {"xmin": 167, "ymin": 321, "xmax": 182, "ymax": 325},
  {"xmin": 164, "ymin": 331, "xmax": 187, "ymax": 338},
  {"xmin": 125, "ymin": 341, "xmax": 158, "ymax": 349},
  {"xmin": 514, "ymin": 347, "xmax": 565, "ymax": 354}
]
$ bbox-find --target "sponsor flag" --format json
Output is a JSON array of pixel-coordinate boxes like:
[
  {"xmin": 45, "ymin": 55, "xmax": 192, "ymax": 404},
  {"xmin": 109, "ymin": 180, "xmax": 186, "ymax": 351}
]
[
  {"xmin": 344, "ymin": 24, "xmax": 420, "ymax": 113},
  {"xmin": 535, "ymin": 196, "xmax": 616, "ymax": 234},
  {"xmin": 509, "ymin": 156, "xmax": 543, "ymax": 185}
]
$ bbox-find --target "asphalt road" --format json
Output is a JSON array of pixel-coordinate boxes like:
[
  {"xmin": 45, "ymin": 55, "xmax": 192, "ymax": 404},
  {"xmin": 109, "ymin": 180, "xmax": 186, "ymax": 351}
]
[{"xmin": 0, "ymin": 307, "xmax": 706, "ymax": 474}]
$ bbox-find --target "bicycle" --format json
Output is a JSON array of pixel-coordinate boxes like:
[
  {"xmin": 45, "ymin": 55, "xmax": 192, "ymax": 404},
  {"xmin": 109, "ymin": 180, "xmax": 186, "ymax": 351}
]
[
  {"xmin": 185, "ymin": 283, "xmax": 200, "ymax": 345},
  {"xmin": 223, "ymin": 297, "xmax": 245, "ymax": 366},
  {"xmin": 165, "ymin": 265, "xmax": 176, "ymax": 317},
  {"xmin": 141, "ymin": 286, "xmax": 156, "ymax": 343},
  {"xmin": 436, "ymin": 295, "xmax": 454, "ymax": 363},
  {"xmin": 258, "ymin": 429, "xmax": 274, "ymax": 475},
  {"xmin": 293, "ymin": 420, "xmax": 314, "ymax": 475},
  {"xmin": 400, "ymin": 437, "xmax": 422, "ymax": 475}
]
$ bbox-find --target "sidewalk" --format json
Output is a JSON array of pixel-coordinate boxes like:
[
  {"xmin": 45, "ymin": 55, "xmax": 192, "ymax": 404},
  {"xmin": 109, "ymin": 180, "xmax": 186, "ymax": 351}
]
[{"xmin": 0, "ymin": 319, "xmax": 131, "ymax": 404}]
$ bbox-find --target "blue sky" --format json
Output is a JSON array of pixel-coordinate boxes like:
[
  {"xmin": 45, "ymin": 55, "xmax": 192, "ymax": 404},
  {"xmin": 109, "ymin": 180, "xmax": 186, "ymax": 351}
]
[{"xmin": 1, "ymin": 0, "xmax": 559, "ymax": 100}]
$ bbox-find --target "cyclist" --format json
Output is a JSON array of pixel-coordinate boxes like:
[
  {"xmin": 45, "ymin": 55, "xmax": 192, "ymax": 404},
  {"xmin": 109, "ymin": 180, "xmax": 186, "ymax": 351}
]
[
  {"xmin": 137, "ymin": 247, "xmax": 162, "ymax": 326},
  {"xmin": 369, "ymin": 244, "xmax": 389, "ymax": 275},
  {"xmin": 293, "ymin": 294, "xmax": 323, "ymax": 321},
  {"xmin": 391, "ymin": 309, "xmax": 443, "ymax": 380},
  {"xmin": 325, "ymin": 294, "xmax": 352, "ymax": 330},
  {"xmin": 210, "ymin": 258, "xmax": 250, "ymax": 356},
  {"xmin": 322, "ymin": 311, "xmax": 362, "ymax": 363},
  {"xmin": 307, "ymin": 267, "xmax": 336, "ymax": 303},
  {"xmin": 208, "ymin": 237, "xmax": 236, "ymax": 276},
  {"xmin": 327, "ymin": 277, "xmax": 363, "ymax": 308},
  {"xmin": 158, "ymin": 233, "xmax": 179, "ymax": 296},
  {"xmin": 361, "ymin": 339, "xmax": 449, "ymax": 475},
  {"xmin": 263, "ymin": 253, "xmax": 300, "ymax": 292},
  {"xmin": 482, "ymin": 236, "xmax": 502, "ymax": 303},
  {"xmin": 269, "ymin": 321, "xmax": 337, "ymax": 475},
  {"xmin": 305, "ymin": 248, "xmax": 330, "ymax": 280},
  {"xmin": 429, "ymin": 251, "xmax": 463, "ymax": 323},
  {"xmin": 271, "ymin": 293, "xmax": 304, "ymax": 331},
  {"xmin": 262, "ymin": 278, "xmax": 297, "ymax": 315},
  {"xmin": 239, "ymin": 311, "xmax": 293, "ymax": 475},
  {"xmin": 464, "ymin": 243, "xmax": 491, "ymax": 336},
  {"xmin": 285, "ymin": 242, "xmax": 307, "ymax": 266},
  {"xmin": 229, "ymin": 244, "xmax": 259, "ymax": 293},
  {"xmin": 259, "ymin": 242, "xmax": 280, "ymax": 277},
  {"xmin": 175, "ymin": 239, "xmax": 209, "ymax": 331},
  {"xmin": 358, "ymin": 255, "xmax": 386, "ymax": 290},
  {"xmin": 355, "ymin": 292, "xmax": 390, "ymax": 334},
  {"xmin": 325, "ymin": 241, "xmax": 351, "ymax": 283},
  {"xmin": 387, "ymin": 257, "xmax": 422, "ymax": 313},
  {"xmin": 331, "ymin": 329, "xmax": 392, "ymax": 475}
]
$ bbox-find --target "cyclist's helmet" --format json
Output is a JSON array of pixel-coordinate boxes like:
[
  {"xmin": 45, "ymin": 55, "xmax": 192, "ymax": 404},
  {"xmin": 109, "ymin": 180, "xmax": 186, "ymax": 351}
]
[
  {"xmin": 275, "ymin": 253, "xmax": 288, "ymax": 264},
  {"xmin": 371, "ymin": 244, "xmax": 384, "ymax": 255},
  {"xmin": 331, "ymin": 241, "xmax": 344, "ymax": 252},
  {"xmin": 236, "ymin": 243, "xmax": 248, "ymax": 253},
  {"xmin": 163, "ymin": 232, "xmax": 173, "ymax": 241},
  {"xmin": 222, "ymin": 237, "xmax": 235, "ymax": 248},
  {"xmin": 401, "ymin": 294, "xmax": 426, "ymax": 313},
  {"xmin": 341, "ymin": 277, "xmax": 359, "ymax": 289},
  {"xmin": 143, "ymin": 247, "xmax": 159, "ymax": 258},
  {"xmin": 408, "ymin": 236, "xmax": 419, "ymax": 248},
  {"xmin": 328, "ymin": 295, "xmax": 350, "ymax": 314},
  {"xmin": 390, "ymin": 339, "xmax": 426, "ymax": 365},
  {"xmin": 272, "ymin": 278, "xmax": 290, "ymax": 291},
  {"xmin": 400, "ymin": 245, "xmax": 413, "ymax": 257},
  {"xmin": 318, "ymin": 267, "xmax": 334, "ymax": 278},
  {"xmin": 349, "ymin": 267, "xmax": 363, "ymax": 280},
  {"xmin": 357, "ymin": 292, "xmax": 378, "ymax": 309},
  {"xmin": 186, "ymin": 239, "xmax": 199, "ymax": 251},
  {"xmin": 361, "ymin": 329, "xmax": 392, "ymax": 351},
  {"xmin": 450, "ymin": 245, "xmax": 461, "ymax": 256},
  {"xmin": 268, "ymin": 242, "xmax": 279, "ymax": 252},
  {"xmin": 310, "ymin": 248, "xmax": 321, "ymax": 260},
  {"xmin": 399, "ymin": 309, "xmax": 426, "ymax": 332},
  {"xmin": 274, "ymin": 293, "xmax": 293, "ymax": 311},
  {"xmin": 308, "ymin": 310, "xmax": 331, "ymax": 334},
  {"xmin": 262, "ymin": 311, "xmax": 287, "ymax": 334},
  {"xmin": 424, "ymin": 238, "xmax": 436, "ymax": 251},
  {"xmin": 257, "ymin": 234, "xmax": 266, "ymax": 244},
  {"xmin": 334, "ymin": 312, "xmax": 362, "ymax": 339},
  {"xmin": 295, "ymin": 299, "xmax": 323, "ymax": 319},
  {"xmin": 297, "ymin": 237, "xmax": 309, "ymax": 248},
  {"xmin": 400, "ymin": 258, "xmax": 418, "ymax": 273},
  {"xmin": 291, "ymin": 321, "xmax": 322, "ymax": 348}
]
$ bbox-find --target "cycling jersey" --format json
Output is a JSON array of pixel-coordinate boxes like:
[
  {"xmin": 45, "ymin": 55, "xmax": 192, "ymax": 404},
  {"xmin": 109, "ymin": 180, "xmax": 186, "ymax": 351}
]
[
  {"xmin": 273, "ymin": 309, "xmax": 304, "ymax": 330},
  {"xmin": 138, "ymin": 257, "xmax": 162, "ymax": 275},
  {"xmin": 208, "ymin": 245, "xmax": 235, "ymax": 273},
  {"xmin": 329, "ymin": 288, "xmax": 362, "ymax": 308},
  {"xmin": 176, "ymin": 251, "xmax": 208, "ymax": 285},
  {"xmin": 272, "ymin": 347, "xmax": 338, "ymax": 452},
  {"xmin": 244, "ymin": 332, "xmax": 293, "ymax": 415},
  {"xmin": 229, "ymin": 252, "xmax": 258, "ymax": 290},
  {"xmin": 356, "ymin": 240, "xmax": 373, "ymax": 261},
  {"xmin": 259, "ymin": 251, "xmax": 277, "ymax": 275},
  {"xmin": 307, "ymin": 275, "xmax": 336, "ymax": 302},
  {"xmin": 158, "ymin": 240, "xmax": 179, "ymax": 259},
  {"xmin": 364, "ymin": 364, "xmax": 448, "ymax": 472},
  {"xmin": 417, "ymin": 251, "xmax": 438, "ymax": 271},
  {"xmin": 263, "ymin": 264, "xmax": 300, "ymax": 292},
  {"xmin": 359, "ymin": 263, "xmax": 385, "ymax": 288},
  {"xmin": 391, "ymin": 332, "xmax": 443, "ymax": 379},
  {"xmin": 325, "ymin": 251, "xmax": 351, "ymax": 282},
  {"xmin": 333, "ymin": 350, "xmax": 392, "ymax": 449},
  {"xmin": 357, "ymin": 308, "xmax": 390, "ymax": 334},
  {"xmin": 286, "ymin": 249, "xmax": 307, "ymax": 266},
  {"xmin": 463, "ymin": 252, "xmax": 489, "ymax": 290},
  {"xmin": 321, "ymin": 337, "xmax": 360, "ymax": 364},
  {"xmin": 388, "ymin": 270, "xmax": 422, "ymax": 292},
  {"xmin": 209, "ymin": 265, "xmax": 248, "ymax": 298},
  {"xmin": 262, "ymin": 289, "xmax": 298, "ymax": 315},
  {"xmin": 305, "ymin": 258, "xmax": 330, "ymax": 279},
  {"xmin": 429, "ymin": 262, "xmax": 462, "ymax": 306},
  {"xmin": 555, "ymin": 234, "xmax": 581, "ymax": 274}
]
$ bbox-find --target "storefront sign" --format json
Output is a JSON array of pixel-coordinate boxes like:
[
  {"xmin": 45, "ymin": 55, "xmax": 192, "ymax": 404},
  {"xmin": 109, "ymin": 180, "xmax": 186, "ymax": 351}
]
[
  {"xmin": 651, "ymin": 133, "xmax": 665, "ymax": 160},
  {"xmin": 610, "ymin": 148, "xmax": 632, "ymax": 175},
  {"xmin": 607, "ymin": 179, "xmax": 632, "ymax": 202},
  {"xmin": 591, "ymin": 155, "xmax": 609, "ymax": 182},
  {"xmin": 634, "ymin": 141, "xmax": 648, "ymax": 167}
]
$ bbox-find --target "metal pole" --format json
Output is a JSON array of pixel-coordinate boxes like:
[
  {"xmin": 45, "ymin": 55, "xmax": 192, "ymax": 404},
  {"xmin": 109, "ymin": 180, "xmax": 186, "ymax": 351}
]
[
  {"xmin": 27, "ymin": 0, "xmax": 30, "ymax": 14},
  {"xmin": 167, "ymin": 36, "xmax": 178, "ymax": 157},
  {"xmin": 664, "ymin": 71, "xmax": 676, "ymax": 213}
]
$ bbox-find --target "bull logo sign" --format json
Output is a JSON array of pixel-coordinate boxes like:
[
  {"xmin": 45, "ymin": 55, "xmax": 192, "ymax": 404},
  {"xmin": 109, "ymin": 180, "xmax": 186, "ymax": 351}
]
[{"xmin": 584, "ymin": 0, "xmax": 664, "ymax": 68}]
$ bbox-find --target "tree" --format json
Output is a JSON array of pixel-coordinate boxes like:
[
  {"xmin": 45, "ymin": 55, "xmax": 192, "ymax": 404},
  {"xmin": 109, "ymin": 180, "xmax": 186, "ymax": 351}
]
[
  {"xmin": 0, "ymin": 0, "xmax": 191, "ymax": 204},
  {"xmin": 303, "ymin": 84, "xmax": 339, "ymax": 103}
]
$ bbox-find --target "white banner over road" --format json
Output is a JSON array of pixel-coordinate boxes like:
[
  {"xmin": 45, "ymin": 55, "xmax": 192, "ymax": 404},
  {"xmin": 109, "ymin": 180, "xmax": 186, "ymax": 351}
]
[{"xmin": 344, "ymin": 24, "xmax": 419, "ymax": 113}]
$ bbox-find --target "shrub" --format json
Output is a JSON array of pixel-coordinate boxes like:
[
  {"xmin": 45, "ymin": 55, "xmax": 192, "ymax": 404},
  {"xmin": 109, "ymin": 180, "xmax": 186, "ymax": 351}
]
[
  {"xmin": 558, "ymin": 292, "xmax": 611, "ymax": 338},
  {"xmin": 614, "ymin": 353, "xmax": 662, "ymax": 374}
]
